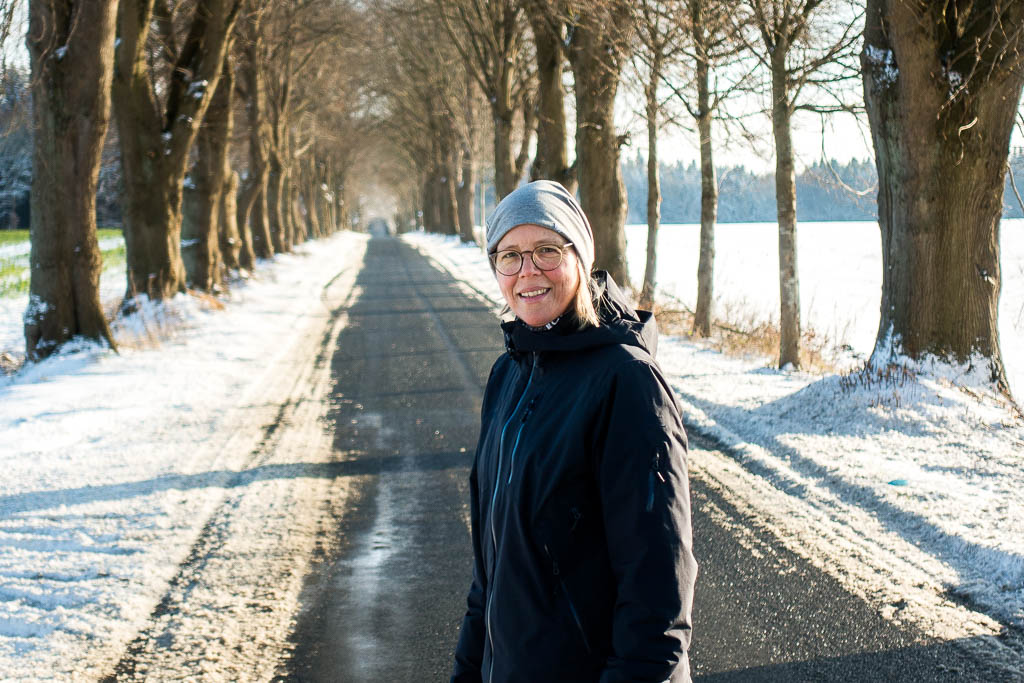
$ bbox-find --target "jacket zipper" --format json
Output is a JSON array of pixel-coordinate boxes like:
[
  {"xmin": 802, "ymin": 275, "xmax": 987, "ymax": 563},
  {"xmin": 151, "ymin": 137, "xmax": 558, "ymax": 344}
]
[
  {"xmin": 543, "ymin": 543, "xmax": 593, "ymax": 655},
  {"xmin": 486, "ymin": 353, "xmax": 537, "ymax": 683},
  {"xmin": 506, "ymin": 396, "xmax": 537, "ymax": 484},
  {"xmin": 647, "ymin": 453, "xmax": 666, "ymax": 512}
]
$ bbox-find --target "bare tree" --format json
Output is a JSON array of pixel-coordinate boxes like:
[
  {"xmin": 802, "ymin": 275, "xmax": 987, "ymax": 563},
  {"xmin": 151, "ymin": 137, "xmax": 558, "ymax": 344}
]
[
  {"xmin": 863, "ymin": 0, "xmax": 1024, "ymax": 397},
  {"xmin": 24, "ymin": 0, "xmax": 118, "ymax": 359},
  {"xmin": 113, "ymin": 0, "xmax": 243, "ymax": 304},
  {"xmin": 522, "ymin": 0, "xmax": 574, "ymax": 191},
  {"xmin": 630, "ymin": 0, "xmax": 688, "ymax": 310},
  {"xmin": 233, "ymin": 0, "xmax": 272, "ymax": 264},
  {"xmin": 681, "ymin": 0, "xmax": 752, "ymax": 336},
  {"xmin": 182, "ymin": 55, "xmax": 235, "ymax": 291},
  {"xmin": 372, "ymin": 0, "xmax": 487, "ymax": 237},
  {"xmin": 566, "ymin": 0, "xmax": 634, "ymax": 285},
  {"xmin": 744, "ymin": 0, "xmax": 860, "ymax": 368},
  {"xmin": 433, "ymin": 0, "xmax": 533, "ymax": 199}
]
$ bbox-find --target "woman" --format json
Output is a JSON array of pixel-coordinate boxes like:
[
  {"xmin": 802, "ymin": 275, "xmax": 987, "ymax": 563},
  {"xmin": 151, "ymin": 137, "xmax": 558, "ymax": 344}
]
[{"xmin": 451, "ymin": 181, "xmax": 698, "ymax": 683}]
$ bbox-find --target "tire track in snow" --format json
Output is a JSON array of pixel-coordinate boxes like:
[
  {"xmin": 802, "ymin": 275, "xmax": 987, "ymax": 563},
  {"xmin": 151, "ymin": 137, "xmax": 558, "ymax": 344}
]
[{"xmin": 101, "ymin": 261, "xmax": 362, "ymax": 682}]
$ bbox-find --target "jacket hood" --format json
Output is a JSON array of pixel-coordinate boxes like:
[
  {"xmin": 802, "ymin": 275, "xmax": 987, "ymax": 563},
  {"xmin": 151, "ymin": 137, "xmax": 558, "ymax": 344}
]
[{"xmin": 501, "ymin": 271, "xmax": 658, "ymax": 358}]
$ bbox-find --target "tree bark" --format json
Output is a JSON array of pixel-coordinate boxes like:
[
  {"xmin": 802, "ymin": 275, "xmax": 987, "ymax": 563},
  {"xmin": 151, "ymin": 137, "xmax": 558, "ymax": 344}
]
[
  {"xmin": 640, "ymin": 53, "xmax": 662, "ymax": 311},
  {"xmin": 771, "ymin": 44, "xmax": 801, "ymax": 370},
  {"xmin": 236, "ymin": 32, "xmax": 272, "ymax": 261},
  {"xmin": 183, "ymin": 56, "xmax": 235, "ymax": 291},
  {"xmin": 457, "ymin": 148, "xmax": 477, "ymax": 243},
  {"xmin": 439, "ymin": 129, "xmax": 459, "ymax": 235},
  {"xmin": 220, "ymin": 170, "xmax": 243, "ymax": 272},
  {"xmin": 25, "ymin": 0, "xmax": 118, "ymax": 360},
  {"xmin": 863, "ymin": 0, "xmax": 1024, "ymax": 394},
  {"xmin": 568, "ymin": 3, "xmax": 631, "ymax": 284},
  {"xmin": 524, "ymin": 0, "xmax": 574, "ymax": 192},
  {"xmin": 493, "ymin": 107, "xmax": 517, "ymax": 199},
  {"xmin": 113, "ymin": 0, "xmax": 242, "ymax": 304},
  {"xmin": 266, "ymin": 156, "xmax": 287, "ymax": 252},
  {"xmin": 693, "ymin": 37, "xmax": 717, "ymax": 338}
]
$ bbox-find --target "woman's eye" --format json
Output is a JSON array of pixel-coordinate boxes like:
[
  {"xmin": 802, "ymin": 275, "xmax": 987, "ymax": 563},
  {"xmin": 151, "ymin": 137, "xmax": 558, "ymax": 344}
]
[
  {"xmin": 536, "ymin": 246, "xmax": 559, "ymax": 258},
  {"xmin": 497, "ymin": 252, "xmax": 519, "ymax": 264}
]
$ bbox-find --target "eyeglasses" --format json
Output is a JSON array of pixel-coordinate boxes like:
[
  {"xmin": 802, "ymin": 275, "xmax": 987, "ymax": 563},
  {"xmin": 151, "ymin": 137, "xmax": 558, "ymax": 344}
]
[{"xmin": 490, "ymin": 242, "xmax": 574, "ymax": 276}]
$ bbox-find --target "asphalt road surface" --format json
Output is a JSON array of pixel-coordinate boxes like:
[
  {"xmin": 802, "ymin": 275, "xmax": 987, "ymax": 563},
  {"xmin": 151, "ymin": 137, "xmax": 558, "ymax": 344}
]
[{"xmin": 281, "ymin": 235, "xmax": 1013, "ymax": 682}]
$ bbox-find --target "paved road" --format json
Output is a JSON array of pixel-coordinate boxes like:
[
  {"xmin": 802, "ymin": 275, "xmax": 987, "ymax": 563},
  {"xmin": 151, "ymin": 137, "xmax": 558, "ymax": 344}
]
[{"xmin": 281, "ymin": 235, "xmax": 1012, "ymax": 682}]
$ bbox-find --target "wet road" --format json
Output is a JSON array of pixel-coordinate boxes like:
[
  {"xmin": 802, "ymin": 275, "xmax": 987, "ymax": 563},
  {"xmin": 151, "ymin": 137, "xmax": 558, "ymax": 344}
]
[{"xmin": 282, "ymin": 235, "xmax": 1012, "ymax": 682}]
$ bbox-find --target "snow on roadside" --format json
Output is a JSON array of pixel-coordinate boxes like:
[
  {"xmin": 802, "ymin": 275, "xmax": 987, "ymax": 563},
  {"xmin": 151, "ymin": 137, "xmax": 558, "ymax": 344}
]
[
  {"xmin": 0, "ymin": 232, "xmax": 369, "ymax": 680},
  {"xmin": 403, "ymin": 231, "xmax": 1024, "ymax": 650}
]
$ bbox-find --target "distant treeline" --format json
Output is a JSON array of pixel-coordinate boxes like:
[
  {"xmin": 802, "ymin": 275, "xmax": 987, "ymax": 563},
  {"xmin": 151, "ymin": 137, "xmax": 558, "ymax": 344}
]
[{"xmin": 623, "ymin": 149, "xmax": 1024, "ymax": 223}]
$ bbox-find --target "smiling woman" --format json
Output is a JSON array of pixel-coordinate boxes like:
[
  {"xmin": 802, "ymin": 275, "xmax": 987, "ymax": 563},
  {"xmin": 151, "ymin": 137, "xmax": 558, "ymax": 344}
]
[
  {"xmin": 491, "ymin": 225, "xmax": 580, "ymax": 328},
  {"xmin": 451, "ymin": 180, "xmax": 698, "ymax": 683}
]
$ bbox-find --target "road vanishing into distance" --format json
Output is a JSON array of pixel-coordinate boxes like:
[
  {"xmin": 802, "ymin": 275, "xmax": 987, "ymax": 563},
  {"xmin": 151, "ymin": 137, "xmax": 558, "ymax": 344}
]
[{"xmin": 273, "ymin": 236, "xmax": 1012, "ymax": 681}]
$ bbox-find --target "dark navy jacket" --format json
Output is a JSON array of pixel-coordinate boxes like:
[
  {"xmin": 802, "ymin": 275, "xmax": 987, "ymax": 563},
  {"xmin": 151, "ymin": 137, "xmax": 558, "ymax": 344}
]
[{"xmin": 452, "ymin": 273, "xmax": 697, "ymax": 683}]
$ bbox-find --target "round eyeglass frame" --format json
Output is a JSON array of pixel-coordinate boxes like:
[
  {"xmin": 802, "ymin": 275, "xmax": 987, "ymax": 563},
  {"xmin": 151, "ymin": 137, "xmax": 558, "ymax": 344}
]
[{"xmin": 490, "ymin": 242, "xmax": 574, "ymax": 276}]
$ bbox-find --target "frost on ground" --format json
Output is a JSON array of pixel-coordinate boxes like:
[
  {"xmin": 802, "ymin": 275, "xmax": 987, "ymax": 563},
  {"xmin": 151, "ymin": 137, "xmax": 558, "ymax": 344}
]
[
  {"xmin": 0, "ymin": 232, "xmax": 368, "ymax": 680},
  {"xmin": 404, "ymin": 229, "xmax": 1024, "ymax": 659}
]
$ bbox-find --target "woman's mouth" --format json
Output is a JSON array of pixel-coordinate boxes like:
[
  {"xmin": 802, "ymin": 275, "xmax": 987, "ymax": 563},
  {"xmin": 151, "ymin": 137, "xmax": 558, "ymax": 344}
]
[{"xmin": 519, "ymin": 288, "xmax": 550, "ymax": 300}]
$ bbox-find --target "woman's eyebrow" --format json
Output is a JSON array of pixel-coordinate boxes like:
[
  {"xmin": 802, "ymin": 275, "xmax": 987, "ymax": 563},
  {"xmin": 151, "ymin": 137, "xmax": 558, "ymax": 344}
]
[{"xmin": 499, "ymin": 239, "xmax": 566, "ymax": 251}]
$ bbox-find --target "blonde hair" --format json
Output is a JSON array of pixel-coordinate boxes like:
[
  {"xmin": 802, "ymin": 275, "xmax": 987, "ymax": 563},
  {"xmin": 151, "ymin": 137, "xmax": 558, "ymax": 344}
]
[{"xmin": 572, "ymin": 258, "xmax": 600, "ymax": 329}]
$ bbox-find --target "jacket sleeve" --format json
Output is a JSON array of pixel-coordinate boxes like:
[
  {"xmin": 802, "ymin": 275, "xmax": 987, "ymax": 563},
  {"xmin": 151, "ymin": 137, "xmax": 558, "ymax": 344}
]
[
  {"xmin": 451, "ymin": 460, "xmax": 486, "ymax": 683},
  {"xmin": 596, "ymin": 359, "xmax": 698, "ymax": 683}
]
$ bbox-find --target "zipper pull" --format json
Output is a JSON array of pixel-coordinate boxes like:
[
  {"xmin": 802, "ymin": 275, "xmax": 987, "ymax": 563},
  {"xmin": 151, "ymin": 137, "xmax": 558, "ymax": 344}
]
[
  {"xmin": 652, "ymin": 454, "xmax": 666, "ymax": 483},
  {"xmin": 647, "ymin": 455, "xmax": 664, "ymax": 512}
]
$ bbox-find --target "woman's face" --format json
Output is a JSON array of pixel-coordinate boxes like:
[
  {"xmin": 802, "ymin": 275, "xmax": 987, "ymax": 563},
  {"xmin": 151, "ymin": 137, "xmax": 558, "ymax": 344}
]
[{"xmin": 494, "ymin": 224, "xmax": 581, "ymax": 328}]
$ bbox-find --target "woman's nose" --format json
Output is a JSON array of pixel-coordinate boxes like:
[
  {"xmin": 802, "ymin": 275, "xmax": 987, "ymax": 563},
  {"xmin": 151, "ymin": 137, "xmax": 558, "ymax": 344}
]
[{"xmin": 519, "ymin": 253, "xmax": 541, "ymax": 275}]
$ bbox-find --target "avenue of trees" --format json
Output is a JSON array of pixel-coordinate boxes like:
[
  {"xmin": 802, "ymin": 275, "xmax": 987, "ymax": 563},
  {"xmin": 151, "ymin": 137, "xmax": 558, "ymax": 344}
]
[
  {"xmin": 8, "ymin": 0, "xmax": 371, "ymax": 361},
  {"xmin": 3, "ymin": 0, "xmax": 1024, "ymax": 398}
]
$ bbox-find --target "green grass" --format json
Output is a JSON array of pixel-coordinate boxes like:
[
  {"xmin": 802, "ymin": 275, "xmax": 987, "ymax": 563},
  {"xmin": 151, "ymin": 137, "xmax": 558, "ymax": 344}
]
[
  {"xmin": 0, "ymin": 235, "xmax": 125, "ymax": 298},
  {"xmin": 0, "ymin": 230, "xmax": 29, "ymax": 246},
  {"xmin": 0, "ymin": 228, "xmax": 122, "ymax": 245}
]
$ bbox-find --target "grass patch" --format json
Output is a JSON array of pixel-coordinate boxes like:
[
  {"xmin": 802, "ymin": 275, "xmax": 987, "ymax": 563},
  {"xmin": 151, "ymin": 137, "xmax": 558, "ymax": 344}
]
[
  {"xmin": 0, "ymin": 243, "xmax": 126, "ymax": 298},
  {"xmin": 653, "ymin": 294, "xmax": 840, "ymax": 373},
  {"xmin": 0, "ymin": 230, "xmax": 29, "ymax": 246}
]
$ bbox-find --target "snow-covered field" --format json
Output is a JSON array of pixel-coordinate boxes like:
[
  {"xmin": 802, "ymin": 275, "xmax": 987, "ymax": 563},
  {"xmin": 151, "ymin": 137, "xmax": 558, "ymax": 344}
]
[
  {"xmin": 1, "ymin": 220, "xmax": 1023, "ymax": 678},
  {"xmin": 0, "ymin": 232, "xmax": 369, "ymax": 679},
  {"xmin": 622, "ymin": 220, "xmax": 1024, "ymax": 396},
  {"xmin": 403, "ymin": 222, "xmax": 1024, "ymax": 672}
]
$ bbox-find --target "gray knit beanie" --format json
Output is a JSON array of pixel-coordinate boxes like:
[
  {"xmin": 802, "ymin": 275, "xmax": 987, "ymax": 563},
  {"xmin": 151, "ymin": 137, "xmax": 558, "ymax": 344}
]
[{"xmin": 485, "ymin": 180, "xmax": 595, "ymax": 275}]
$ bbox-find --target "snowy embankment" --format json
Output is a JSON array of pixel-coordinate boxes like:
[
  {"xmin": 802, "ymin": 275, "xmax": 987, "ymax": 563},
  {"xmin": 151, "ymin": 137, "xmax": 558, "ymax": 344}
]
[
  {"xmin": 0, "ymin": 232, "xmax": 369, "ymax": 679},
  {"xmin": 403, "ymin": 226, "xmax": 1024, "ymax": 664}
]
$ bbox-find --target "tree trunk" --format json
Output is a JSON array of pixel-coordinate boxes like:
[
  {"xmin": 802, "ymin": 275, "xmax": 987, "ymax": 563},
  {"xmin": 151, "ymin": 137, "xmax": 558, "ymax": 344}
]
[
  {"xmin": 220, "ymin": 170, "xmax": 243, "ymax": 272},
  {"xmin": 422, "ymin": 174, "xmax": 438, "ymax": 232},
  {"xmin": 693, "ymin": 45, "xmax": 717, "ymax": 338},
  {"xmin": 267, "ymin": 157, "xmax": 287, "ymax": 252},
  {"xmin": 525, "ymin": 1, "xmax": 574, "ymax": 192},
  {"xmin": 493, "ymin": 107, "xmax": 517, "ymax": 199},
  {"xmin": 113, "ymin": 0, "xmax": 241, "ymax": 304},
  {"xmin": 640, "ymin": 54, "xmax": 662, "ymax": 311},
  {"xmin": 771, "ymin": 46, "xmax": 801, "ymax": 370},
  {"xmin": 568, "ymin": 5, "xmax": 631, "ymax": 284},
  {"xmin": 439, "ymin": 131, "xmax": 459, "ymax": 235},
  {"xmin": 289, "ymin": 178, "xmax": 305, "ymax": 243},
  {"xmin": 25, "ymin": 0, "xmax": 118, "ymax": 360},
  {"xmin": 863, "ymin": 0, "xmax": 1024, "ymax": 394},
  {"xmin": 457, "ymin": 148, "xmax": 476, "ymax": 243},
  {"xmin": 248, "ymin": 180, "xmax": 273, "ymax": 259},
  {"xmin": 237, "ymin": 37, "xmax": 272, "ymax": 261},
  {"xmin": 183, "ymin": 56, "xmax": 235, "ymax": 292}
]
